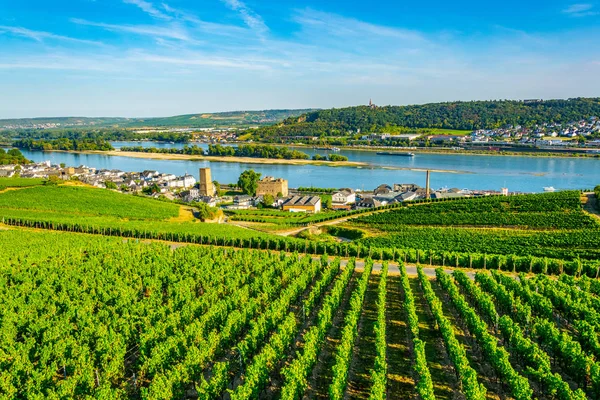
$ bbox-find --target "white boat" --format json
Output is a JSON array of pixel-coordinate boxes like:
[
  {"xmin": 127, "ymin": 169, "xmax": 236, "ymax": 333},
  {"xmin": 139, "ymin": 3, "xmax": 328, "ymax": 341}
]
[
  {"xmin": 331, "ymin": 147, "xmax": 341, "ymax": 152},
  {"xmin": 543, "ymin": 186, "xmax": 556, "ymax": 192}
]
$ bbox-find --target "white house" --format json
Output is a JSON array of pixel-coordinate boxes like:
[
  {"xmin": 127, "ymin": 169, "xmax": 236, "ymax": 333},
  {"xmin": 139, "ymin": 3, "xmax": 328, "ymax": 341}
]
[{"xmin": 332, "ymin": 188, "xmax": 356, "ymax": 205}]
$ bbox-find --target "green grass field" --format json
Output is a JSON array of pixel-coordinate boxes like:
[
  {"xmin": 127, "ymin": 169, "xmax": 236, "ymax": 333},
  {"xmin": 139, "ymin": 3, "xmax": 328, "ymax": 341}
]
[
  {"xmin": 0, "ymin": 185, "xmax": 180, "ymax": 220},
  {"xmin": 0, "ymin": 177, "xmax": 46, "ymax": 189}
]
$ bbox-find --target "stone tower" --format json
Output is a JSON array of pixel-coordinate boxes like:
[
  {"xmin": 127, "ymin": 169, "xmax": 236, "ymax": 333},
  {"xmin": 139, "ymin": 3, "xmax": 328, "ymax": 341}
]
[{"xmin": 199, "ymin": 168, "xmax": 214, "ymax": 196}]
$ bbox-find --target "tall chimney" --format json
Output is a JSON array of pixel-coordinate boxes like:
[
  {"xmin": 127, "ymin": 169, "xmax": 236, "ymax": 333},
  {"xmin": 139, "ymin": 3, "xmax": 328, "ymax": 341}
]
[{"xmin": 426, "ymin": 170, "xmax": 431, "ymax": 199}]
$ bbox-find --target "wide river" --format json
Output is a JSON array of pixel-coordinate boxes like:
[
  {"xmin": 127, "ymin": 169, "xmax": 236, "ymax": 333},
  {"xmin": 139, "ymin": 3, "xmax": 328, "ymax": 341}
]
[{"xmin": 13, "ymin": 141, "xmax": 600, "ymax": 192}]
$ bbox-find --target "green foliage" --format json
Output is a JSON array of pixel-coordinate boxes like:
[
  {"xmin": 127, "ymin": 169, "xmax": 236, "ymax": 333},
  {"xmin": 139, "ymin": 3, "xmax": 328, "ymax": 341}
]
[
  {"xmin": 121, "ymin": 144, "xmax": 205, "ymax": 155},
  {"xmin": 327, "ymin": 154, "xmax": 348, "ymax": 162},
  {"xmin": 354, "ymin": 191, "xmax": 597, "ymax": 229},
  {"xmin": 237, "ymin": 169, "xmax": 261, "ymax": 196},
  {"xmin": 441, "ymin": 270, "xmax": 532, "ymax": 399},
  {"xmin": 417, "ymin": 266, "xmax": 487, "ymax": 400},
  {"xmin": 195, "ymin": 202, "xmax": 219, "ymax": 221},
  {"xmin": 297, "ymin": 186, "xmax": 337, "ymax": 193},
  {"xmin": 250, "ymin": 98, "xmax": 600, "ymax": 138},
  {"xmin": 0, "ymin": 177, "xmax": 45, "ymax": 188},
  {"xmin": 13, "ymin": 138, "xmax": 114, "ymax": 151},
  {"xmin": 0, "ymin": 148, "xmax": 30, "ymax": 164},
  {"xmin": 208, "ymin": 144, "xmax": 309, "ymax": 160},
  {"xmin": 262, "ymin": 194, "xmax": 274, "ymax": 206},
  {"xmin": 357, "ymin": 226, "xmax": 600, "ymax": 261},
  {"xmin": 0, "ymin": 230, "xmax": 320, "ymax": 399},
  {"xmin": 320, "ymin": 194, "xmax": 332, "ymax": 209},
  {"xmin": 104, "ymin": 180, "xmax": 118, "ymax": 190},
  {"xmin": 595, "ymin": 185, "xmax": 600, "ymax": 211},
  {"xmin": 0, "ymin": 185, "xmax": 179, "ymax": 220},
  {"xmin": 399, "ymin": 263, "xmax": 435, "ymax": 400},
  {"xmin": 44, "ymin": 176, "xmax": 61, "ymax": 185}
]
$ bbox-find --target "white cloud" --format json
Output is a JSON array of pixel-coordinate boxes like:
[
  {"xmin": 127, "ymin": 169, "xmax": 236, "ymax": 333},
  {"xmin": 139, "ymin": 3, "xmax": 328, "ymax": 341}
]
[
  {"xmin": 220, "ymin": 0, "xmax": 268, "ymax": 36},
  {"xmin": 123, "ymin": 0, "xmax": 172, "ymax": 20},
  {"xmin": 562, "ymin": 3, "xmax": 599, "ymax": 17},
  {"xmin": 70, "ymin": 18, "xmax": 197, "ymax": 43},
  {"xmin": 0, "ymin": 25, "xmax": 104, "ymax": 46}
]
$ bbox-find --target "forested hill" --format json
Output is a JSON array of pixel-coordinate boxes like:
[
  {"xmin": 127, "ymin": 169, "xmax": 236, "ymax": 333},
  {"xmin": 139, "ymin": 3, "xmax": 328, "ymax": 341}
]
[{"xmin": 251, "ymin": 98, "xmax": 600, "ymax": 138}]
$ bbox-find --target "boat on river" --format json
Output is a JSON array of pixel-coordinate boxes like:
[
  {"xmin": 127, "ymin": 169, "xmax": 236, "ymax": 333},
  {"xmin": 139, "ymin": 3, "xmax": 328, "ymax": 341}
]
[
  {"xmin": 543, "ymin": 186, "xmax": 556, "ymax": 192},
  {"xmin": 376, "ymin": 152, "xmax": 415, "ymax": 157}
]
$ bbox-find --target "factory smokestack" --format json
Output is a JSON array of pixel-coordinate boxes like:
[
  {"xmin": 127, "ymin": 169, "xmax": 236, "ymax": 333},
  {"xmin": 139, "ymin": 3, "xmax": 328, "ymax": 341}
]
[{"xmin": 426, "ymin": 170, "xmax": 431, "ymax": 199}]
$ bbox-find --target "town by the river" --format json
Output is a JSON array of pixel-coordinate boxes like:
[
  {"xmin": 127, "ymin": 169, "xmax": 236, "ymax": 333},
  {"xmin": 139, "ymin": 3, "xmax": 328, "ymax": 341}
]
[{"xmin": 12, "ymin": 141, "xmax": 600, "ymax": 192}]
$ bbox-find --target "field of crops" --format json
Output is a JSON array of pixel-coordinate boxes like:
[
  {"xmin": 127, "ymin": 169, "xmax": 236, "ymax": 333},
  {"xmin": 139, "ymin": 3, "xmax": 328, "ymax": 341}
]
[
  {"xmin": 353, "ymin": 191, "xmax": 598, "ymax": 229},
  {"xmin": 357, "ymin": 226, "xmax": 600, "ymax": 261},
  {"xmin": 3, "ymin": 229, "xmax": 600, "ymax": 400},
  {"xmin": 350, "ymin": 191, "xmax": 600, "ymax": 263}
]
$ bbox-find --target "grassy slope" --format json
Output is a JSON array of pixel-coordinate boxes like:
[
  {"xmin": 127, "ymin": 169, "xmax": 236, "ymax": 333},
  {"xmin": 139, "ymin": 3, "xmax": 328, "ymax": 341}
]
[
  {"xmin": 0, "ymin": 184, "xmax": 272, "ymax": 240},
  {"xmin": 0, "ymin": 185, "xmax": 180, "ymax": 220},
  {"xmin": 0, "ymin": 177, "xmax": 46, "ymax": 188}
]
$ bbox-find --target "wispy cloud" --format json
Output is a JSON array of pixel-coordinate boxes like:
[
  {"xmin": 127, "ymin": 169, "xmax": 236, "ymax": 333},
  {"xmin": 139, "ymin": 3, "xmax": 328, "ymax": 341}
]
[
  {"xmin": 562, "ymin": 3, "xmax": 599, "ymax": 17},
  {"xmin": 123, "ymin": 0, "xmax": 172, "ymax": 20},
  {"xmin": 136, "ymin": 53, "xmax": 273, "ymax": 70},
  {"xmin": 160, "ymin": 2, "xmax": 250, "ymax": 37},
  {"xmin": 0, "ymin": 25, "xmax": 104, "ymax": 46},
  {"xmin": 70, "ymin": 18, "xmax": 197, "ymax": 43},
  {"xmin": 292, "ymin": 9, "xmax": 426, "ymax": 43},
  {"xmin": 220, "ymin": 0, "xmax": 268, "ymax": 36}
]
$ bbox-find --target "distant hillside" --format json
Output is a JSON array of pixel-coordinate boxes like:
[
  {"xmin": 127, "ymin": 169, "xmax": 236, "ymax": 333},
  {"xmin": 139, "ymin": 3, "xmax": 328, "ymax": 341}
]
[
  {"xmin": 0, "ymin": 117, "xmax": 132, "ymax": 129},
  {"xmin": 0, "ymin": 109, "xmax": 318, "ymax": 130},
  {"xmin": 250, "ymin": 98, "xmax": 600, "ymax": 138},
  {"xmin": 128, "ymin": 109, "xmax": 318, "ymax": 128}
]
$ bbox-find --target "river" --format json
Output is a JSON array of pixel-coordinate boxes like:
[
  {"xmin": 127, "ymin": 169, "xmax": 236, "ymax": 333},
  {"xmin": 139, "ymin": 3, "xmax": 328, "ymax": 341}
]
[{"xmin": 11, "ymin": 141, "xmax": 600, "ymax": 192}]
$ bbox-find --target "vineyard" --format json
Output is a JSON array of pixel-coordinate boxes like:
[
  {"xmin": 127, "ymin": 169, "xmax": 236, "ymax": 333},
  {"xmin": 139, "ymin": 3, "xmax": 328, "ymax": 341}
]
[
  {"xmin": 350, "ymin": 190, "xmax": 600, "ymax": 263},
  {"xmin": 3, "ymin": 229, "xmax": 600, "ymax": 400},
  {"xmin": 1, "ymin": 185, "xmax": 600, "ymax": 276}
]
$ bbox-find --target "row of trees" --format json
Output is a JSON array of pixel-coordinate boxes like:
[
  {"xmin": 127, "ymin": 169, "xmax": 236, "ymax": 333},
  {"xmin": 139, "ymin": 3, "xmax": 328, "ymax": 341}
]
[
  {"xmin": 208, "ymin": 144, "xmax": 309, "ymax": 160},
  {"xmin": 120, "ymin": 145, "xmax": 205, "ymax": 155},
  {"xmin": 13, "ymin": 138, "xmax": 114, "ymax": 151},
  {"xmin": 2, "ymin": 128, "xmax": 190, "ymax": 142}
]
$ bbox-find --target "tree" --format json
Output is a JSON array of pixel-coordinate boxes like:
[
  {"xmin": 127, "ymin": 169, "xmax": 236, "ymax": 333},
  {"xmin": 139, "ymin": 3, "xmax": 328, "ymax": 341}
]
[
  {"xmin": 213, "ymin": 180, "xmax": 222, "ymax": 197},
  {"xmin": 44, "ymin": 176, "xmax": 60, "ymax": 185},
  {"xmin": 143, "ymin": 183, "xmax": 161, "ymax": 195},
  {"xmin": 262, "ymin": 194, "xmax": 274, "ymax": 207},
  {"xmin": 321, "ymin": 195, "xmax": 332, "ymax": 209},
  {"xmin": 238, "ymin": 170, "xmax": 261, "ymax": 196},
  {"xmin": 104, "ymin": 181, "xmax": 118, "ymax": 190}
]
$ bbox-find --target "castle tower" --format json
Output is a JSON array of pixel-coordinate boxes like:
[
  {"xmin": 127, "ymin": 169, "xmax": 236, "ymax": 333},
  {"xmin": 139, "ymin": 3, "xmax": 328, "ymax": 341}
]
[{"xmin": 199, "ymin": 168, "xmax": 214, "ymax": 196}]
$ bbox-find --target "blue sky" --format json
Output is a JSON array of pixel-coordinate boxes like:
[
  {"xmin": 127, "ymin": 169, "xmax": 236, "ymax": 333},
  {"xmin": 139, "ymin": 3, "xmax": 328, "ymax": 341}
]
[{"xmin": 0, "ymin": 0, "xmax": 599, "ymax": 118}]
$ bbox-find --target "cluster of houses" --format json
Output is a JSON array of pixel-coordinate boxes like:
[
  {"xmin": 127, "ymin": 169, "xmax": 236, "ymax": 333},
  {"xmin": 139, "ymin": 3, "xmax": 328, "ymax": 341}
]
[
  {"xmin": 352, "ymin": 118, "xmax": 600, "ymax": 149},
  {"xmin": 0, "ymin": 161, "xmax": 198, "ymax": 199},
  {"xmin": 469, "ymin": 117, "xmax": 600, "ymax": 146},
  {"xmin": 0, "ymin": 161, "xmax": 503, "ymax": 214}
]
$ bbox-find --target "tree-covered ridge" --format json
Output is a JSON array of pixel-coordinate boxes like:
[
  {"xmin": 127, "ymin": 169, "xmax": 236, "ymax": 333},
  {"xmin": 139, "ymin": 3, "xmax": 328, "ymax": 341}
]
[
  {"xmin": 4, "ymin": 129, "xmax": 191, "ymax": 143},
  {"xmin": 251, "ymin": 98, "xmax": 600, "ymax": 138},
  {"xmin": 13, "ymin": 138, "xmax": 115, "ymax": 151}
]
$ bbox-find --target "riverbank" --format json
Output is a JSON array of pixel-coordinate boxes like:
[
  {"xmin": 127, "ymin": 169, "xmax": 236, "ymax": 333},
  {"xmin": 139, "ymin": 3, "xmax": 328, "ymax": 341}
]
[
  {"xmin": 33, "ymin": 149, "xmax": 472, "ymax": 174},
  {"xmin": 76, "ymin": 150, "xmax": 372, "ymax": 168},
  {"xmin": 261, "ymin": 143, "xmax": 600, "ymax": 159}
]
